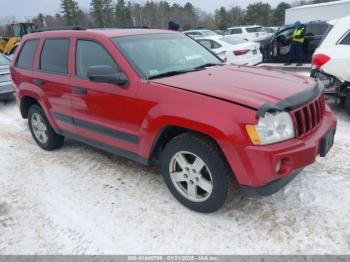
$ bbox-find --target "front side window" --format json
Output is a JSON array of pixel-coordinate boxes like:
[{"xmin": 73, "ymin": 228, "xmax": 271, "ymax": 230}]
[
  {"xmin": 113, "ymin": 34, "xmax": 222, "ymax": 79},
  {"xmin": 40, "ymin": 39, "xmax": 69, "ymax": 74},
  {"xmin": 76, "ymin": 40, "xmax": 119, "ymax": 78},
  {"xmin": 16, "ymin": 39, "xmax": 39, "ymax": 70}
]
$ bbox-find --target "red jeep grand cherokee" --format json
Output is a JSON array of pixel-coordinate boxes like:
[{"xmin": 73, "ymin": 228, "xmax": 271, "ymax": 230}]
[{"xmin": 10, "ymin": 28, "xmax": 336, "ymax": 213}]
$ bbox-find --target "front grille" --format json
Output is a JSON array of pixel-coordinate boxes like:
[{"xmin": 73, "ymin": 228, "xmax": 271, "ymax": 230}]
[{"xmin": 290, "ymin": 95, "xmax": 326, "ymax": 138}]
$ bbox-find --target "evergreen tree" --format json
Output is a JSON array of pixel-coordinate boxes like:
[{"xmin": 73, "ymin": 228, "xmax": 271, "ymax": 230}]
[
  {"xmin": 115, "ymin": 0, "xmax": 132, "ymax": 28},
  {"xmin": 91, "ymin": 0, "xmax": 105, "ymax": 27},
  {"xmin": 103, "ymin": 0, "xmax": 114, "ymax": 27},
  {"xmin": 272, "ymin": 2, "xmax": 291, "ymax": 25},
  {"xmin": 61, "ymin": 0, "xmax": 80, "ymax": 26},
  {"xmin": 244, "ymin": 2, "xmax": 272, "ymax": 26},
  {"xmin": 215, "ymin": 7, "xmax": 230, "ymax": 30}
]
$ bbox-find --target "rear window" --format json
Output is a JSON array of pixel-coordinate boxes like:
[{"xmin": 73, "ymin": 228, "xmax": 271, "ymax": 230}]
[
  {"xmin": 339, "ymin": 32, "xmax": 350, "ymax": 45},
  {"xmin": 16, "ymin": 39, "xmax": 39, "ymax": 70},
  {"xmin": 203, "ymin": 31, "xmax": 217, "ymax": 36},
  {"xmin": 246, "ymin": 27, "xmax": 264, "ymax": 33},
  {"xmin": 40, "ymin": 39, "xmax": 69, "ymax": 74}
]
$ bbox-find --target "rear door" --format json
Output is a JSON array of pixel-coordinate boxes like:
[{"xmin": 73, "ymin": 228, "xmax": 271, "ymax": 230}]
[{"xmin": 34, "ymin": 38, "xmax": 75, "ymax": 133}]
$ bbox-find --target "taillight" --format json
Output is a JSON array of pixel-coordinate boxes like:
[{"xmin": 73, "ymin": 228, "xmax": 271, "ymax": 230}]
[
  {"xmin": 312, "ymin": 54, "xmax": 330, "ymax": 68},
  {"xmin": 233, "ymin": 49, "xmax": 250, "ymax": 56}
]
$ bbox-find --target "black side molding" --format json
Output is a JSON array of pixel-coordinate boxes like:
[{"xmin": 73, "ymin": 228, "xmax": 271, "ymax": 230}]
[
  {"xmin": 52, "ymin": 112, "xmax": 139, "ymax": 144},
  {"xmin": 238, "ymin": 169, "xmax": 302, "ymax": 197},
  {"xmin": 256, "ymin": 82, "xmax": 323, "ymax": 117},
  {"xmin": 60, "ymin": 130, "xmax": 149, "ymax": 166}
]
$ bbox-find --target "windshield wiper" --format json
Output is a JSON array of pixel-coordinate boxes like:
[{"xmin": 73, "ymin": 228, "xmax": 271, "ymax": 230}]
[
  {"xmin": 147, "ymin": 63, "xmax": 223, "ymax": 80},
  {"xmin": 148, "ymin": 69, "xmax": 195, "ymax": 80},
  {"xmin": 194, "ymin": 63, "xmax": 223, "ymax": 70}
]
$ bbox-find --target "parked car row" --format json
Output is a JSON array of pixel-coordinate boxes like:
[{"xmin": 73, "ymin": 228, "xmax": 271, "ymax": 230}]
[
  {"xmin": 185, "ymin": 21, "xmax": 335, "ymax": 65},
  {"xmin": 196, "ymin": 36, "xmax": 262, "ymax": 66}
]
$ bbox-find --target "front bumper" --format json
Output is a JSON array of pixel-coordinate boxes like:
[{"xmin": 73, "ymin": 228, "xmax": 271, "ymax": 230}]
[
  {"xmin": 239, "ymin": 169, "xmax": 302, "ymax": 197},
  {"xmin": 226, "ymin": 111, "xmax": 337, "ymax": 195}
]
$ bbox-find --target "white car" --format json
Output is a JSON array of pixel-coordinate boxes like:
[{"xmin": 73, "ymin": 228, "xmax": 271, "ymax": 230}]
[
  {"xmin": 311, "ymin": 15, "xmax": 350, "ymax": 115},
  {"xmin": 196, "ymin": 35, "xmax": 263, "ymax": 66},
  {"xmin": 222, "ymin": 25, "xmax": 268, "ymax": 42},
  {"xmin": 183, "ymin": 29, "xmax": 218, "ymax": 39}
]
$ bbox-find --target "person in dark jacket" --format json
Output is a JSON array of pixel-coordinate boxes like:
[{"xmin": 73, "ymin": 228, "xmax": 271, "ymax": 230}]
[
  {"xmin": 285, "ymin": 21, "xmax": 305, "ymax": 66},
  {"xmin": 168, "ymin": 21, "xmax": 180, "ymax": 31}
]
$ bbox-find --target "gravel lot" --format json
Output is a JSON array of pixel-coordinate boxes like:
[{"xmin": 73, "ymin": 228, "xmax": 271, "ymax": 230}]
[{"xmin": 0, "ymin": 96, "xmax": 350, "ymax": 255}]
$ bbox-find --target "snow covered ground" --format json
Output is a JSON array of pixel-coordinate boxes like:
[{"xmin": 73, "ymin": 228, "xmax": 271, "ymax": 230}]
[{"xmin": 0, "ymin": 97, "xmax": 350, "ymax": 255}]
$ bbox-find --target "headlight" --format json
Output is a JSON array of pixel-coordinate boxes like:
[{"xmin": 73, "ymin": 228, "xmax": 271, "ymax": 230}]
[{"xmin": 246, "ymin": 111, "xmax": 295, "ymax": 145}]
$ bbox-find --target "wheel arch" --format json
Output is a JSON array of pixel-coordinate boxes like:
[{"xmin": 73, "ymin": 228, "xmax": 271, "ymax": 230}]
[
  {"xmin": 20, "ymin": 95, "xmax": 40, "ymax": 119},
  {"xmin": 148, "ymin": 124, "xmax": 229, "ymax": 167}
]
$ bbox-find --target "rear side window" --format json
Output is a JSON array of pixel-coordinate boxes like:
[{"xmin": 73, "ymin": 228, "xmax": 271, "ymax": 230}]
[
  {"xmin": 305, "ymin": 24, "xmax": 329, "ymax": 36},
  {"xmin": 16, "ymin": 39, "xmax": 39, "ymax": 70},
  {"xmin": 231, "ymin": 28, "xmax": 242, "ymax": 34},
  {"xmin": 40, "ymin": 39, "xmax": 69, "ymax": 74},
  {"xmin": 197, "ymin": 40, "xmax": 212, "ymax": 49},
  {"xmin": 212, "ymin": 41, "xmax": 222, "ymax": 49},
  {"xmin": 76, "ymin": 40, "xmax": 119, "ymax": 78},
  {"xmin": 339, "ymin": 32, "xmax": 350, "ymax": 45}
]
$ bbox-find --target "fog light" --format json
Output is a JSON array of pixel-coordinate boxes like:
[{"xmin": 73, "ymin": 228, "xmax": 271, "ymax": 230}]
[{"xmin": 275, "ymin": 161, "xmax": 282, "ymax": 174}]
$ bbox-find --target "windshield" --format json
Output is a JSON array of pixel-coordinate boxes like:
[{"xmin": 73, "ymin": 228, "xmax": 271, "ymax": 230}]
[
  {"xmin": 246, "ymin": 27, "xmax": 264, "ymax": 33},
  {"xmin": 220, "ymin": 37, "xmax": 247, "ymax": 45},
  {"xmin": 203, "ymin": 30, "xmax": 218, "ymax": 36},
  {"xmin": 0, "ymin": 55, "xmax": 10, "ymax": 66},
  {"xmin": 113, "ymin": 34, "xmax": 222, "ymax": 79}
]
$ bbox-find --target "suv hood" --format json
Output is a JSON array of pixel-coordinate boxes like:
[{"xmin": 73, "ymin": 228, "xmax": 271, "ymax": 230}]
[{"xmin": 151, "ymin": 65, "xmax": 315, "ymax": 110}]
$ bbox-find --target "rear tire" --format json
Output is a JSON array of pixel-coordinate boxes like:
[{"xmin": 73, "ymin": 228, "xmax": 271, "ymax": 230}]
[
  {"xmin": 161, "ymin": 133, "xmax": 236, "ymax": 213},
  {"xmin": 346, "ymin": 93, "xmax": 350, "ymax": 117},
  {"xmin": 28, "ymin": 104, "xmax": 64, "ymax": 151}
]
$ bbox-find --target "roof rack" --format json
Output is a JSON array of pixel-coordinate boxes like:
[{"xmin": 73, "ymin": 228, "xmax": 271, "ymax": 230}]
[{"xmin": 34, "ymin": 26, "xmax": 86, "ymax": 33}]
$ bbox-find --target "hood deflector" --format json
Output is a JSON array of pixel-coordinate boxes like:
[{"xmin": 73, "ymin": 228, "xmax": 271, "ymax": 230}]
[{"xmin": 256, "ymin": 82, "xmax": 323, "ymax": 117}]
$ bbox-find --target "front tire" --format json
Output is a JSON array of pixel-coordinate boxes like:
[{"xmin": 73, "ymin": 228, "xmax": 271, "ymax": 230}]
[
  {"xmin": 161, "ymin": 133, "xmax": 236, "ymax": 213},
  {"xmin": 28, "ymin": 104, "xmax": 64, "ymax": 151}
]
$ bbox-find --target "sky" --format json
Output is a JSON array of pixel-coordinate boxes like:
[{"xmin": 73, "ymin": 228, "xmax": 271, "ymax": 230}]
[{"xmin": 0, "ymin": 0, "xmax": 293, "ymax": 20}]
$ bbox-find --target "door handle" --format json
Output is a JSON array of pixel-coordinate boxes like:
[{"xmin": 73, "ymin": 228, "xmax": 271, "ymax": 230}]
[
  {"xmin": 72, "ymin": 86, "xmax": 87, "ymax": 95},
  {"xmin": 33, "ymin": 79, "xmax": 45, "ymax": 86}
]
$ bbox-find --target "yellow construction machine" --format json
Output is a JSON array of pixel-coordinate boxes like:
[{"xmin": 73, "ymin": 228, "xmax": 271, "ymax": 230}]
[{"xmin": 0, "ymin": 23, "xmax": 36, "ymax": 55}]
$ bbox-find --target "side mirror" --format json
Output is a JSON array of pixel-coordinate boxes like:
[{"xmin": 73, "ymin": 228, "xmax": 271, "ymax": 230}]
[{"xmin": 87, "ymin": 65, "xmax": 129, "ymax": 86}]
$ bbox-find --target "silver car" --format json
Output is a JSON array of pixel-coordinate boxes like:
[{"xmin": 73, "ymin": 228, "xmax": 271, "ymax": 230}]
[{"xmin": 0, "ymin": 54, "xmax": 14, "ymax": 101}]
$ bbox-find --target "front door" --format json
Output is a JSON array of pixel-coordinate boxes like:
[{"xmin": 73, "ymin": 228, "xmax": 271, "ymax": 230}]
[{"xmin": 69, "ymin": 38, "xmax": 141, "ymax": 157}]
